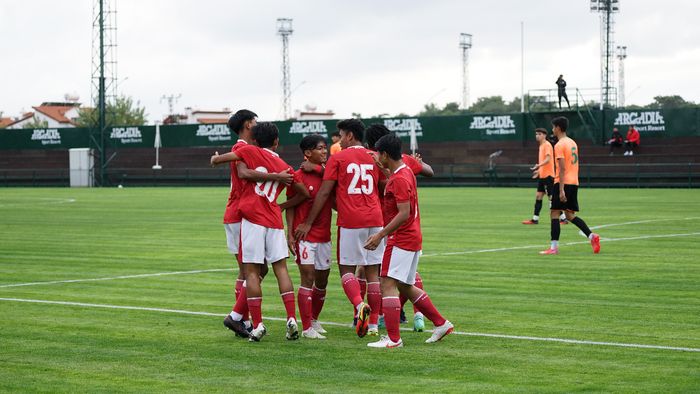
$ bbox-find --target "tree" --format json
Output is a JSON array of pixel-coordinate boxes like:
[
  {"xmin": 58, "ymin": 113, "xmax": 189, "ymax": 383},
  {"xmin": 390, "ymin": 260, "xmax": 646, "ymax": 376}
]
[
  {"xmin": 23, "ymin": 117, "xmax": 49, "ymax": 128},
  {"xmin": 644, "ymin": 95, "xmax": 697, "ymax": 109},
  {"xmin": 418, "ymin": 102, "xmax": 463, "ymax": 116},
  {"xmin": 467, "ymin": 96, "xmax": 510, "ymax": 113},
  {"xmin": 75, "ymin": 96, "xmax": 147, "ymax": 127}
]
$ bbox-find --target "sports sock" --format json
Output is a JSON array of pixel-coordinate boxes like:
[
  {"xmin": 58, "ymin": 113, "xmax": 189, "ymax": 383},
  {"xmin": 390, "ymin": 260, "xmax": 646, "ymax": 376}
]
[
  {"xmin": 341, "ymin": 273, "xmax": 363, "ymax": 307},
  {"xmin": 281, "ymin": 291, "xmax": 296, "ymax": 321},
  {"xmin": 297, "ymin": 287, "xmax": 313, "ymax": 330},
  {"xmin": 412, "ymin": 291, "xmax": 446, "ymax": 327},
  {"xmin": 551, "ymin": 240, "xmax": 559, "ymax": 249},
  {"xmin": 382, "ymin": 296, "xmax": 402, "ymax": 343},
  {"xmin": 570, "ymin": 217, "xmax": 592, "ymax": 237},
  {"xmin": 311, "ymin": 286, "xmax": 326, "ymax": 320},
  {"xmin": 551, "ymin": 219, "xmax": 561, "ymax": 242},
  {"xmin": 232, "ymin": 282, "xmax": 249, "ymax": 318},
  {"xmin": 413, "ymin": 273, "xmax": 424, "ymax": 315},
  {"xmin": 234, "ymin": 279, "xmax": 244, "ymax": 300},
  {"xmin": 367, "ymin": 282, "xmax": 381, "ymax": 325},
  {"xmin": 358, "ymin": 278, "xmax": 367, "ymax": 301},
  {"xmin": 247, "ymin": 297, "xmax": 262, "ymax": 327},
  {"xmin": 534, "ymin": 199, "xmax": 543, "ymax": 216}
]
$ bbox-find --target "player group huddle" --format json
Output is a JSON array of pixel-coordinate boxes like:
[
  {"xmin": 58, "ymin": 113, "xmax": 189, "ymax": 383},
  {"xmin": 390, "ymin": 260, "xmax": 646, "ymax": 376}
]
[{"xmin": 210, "ymin": 109, "xmax": 453, "ymax": 348}]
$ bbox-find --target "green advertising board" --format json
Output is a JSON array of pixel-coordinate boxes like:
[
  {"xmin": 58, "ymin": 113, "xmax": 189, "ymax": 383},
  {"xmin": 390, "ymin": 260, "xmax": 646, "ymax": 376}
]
[{"xmin": 1, "ymin": 108, "xmax": 698, "ymax": 150}]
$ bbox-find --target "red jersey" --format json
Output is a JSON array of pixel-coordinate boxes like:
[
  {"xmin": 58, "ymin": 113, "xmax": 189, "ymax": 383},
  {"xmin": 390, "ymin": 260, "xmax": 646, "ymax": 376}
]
[
  {"xmin": 287, "ymin": 168, "xmax": 332, "ymax": 243},
  {"xmin": 383, "ymin": 164, "xmax": 422, "ymax": 251},
  {"xmin": 223, "ymin": 139, "xmax": 248, "ymax": 224},
  {"xmin": 236, "ymin": 145, "xmax": 298, "ymax": 229},
  {"xmin": 323, "ymin": 145, "xmax": 383, "ymax": 228},
  {"xmin": 378, "ymin": 154, "xmax": 423, "ymax": 225}
]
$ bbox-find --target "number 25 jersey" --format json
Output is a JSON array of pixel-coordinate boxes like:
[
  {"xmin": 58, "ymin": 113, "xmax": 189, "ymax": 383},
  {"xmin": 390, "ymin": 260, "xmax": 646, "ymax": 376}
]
[{"xmin": 323, "ymin": 145, "xmax": 383, "ymax": 228}]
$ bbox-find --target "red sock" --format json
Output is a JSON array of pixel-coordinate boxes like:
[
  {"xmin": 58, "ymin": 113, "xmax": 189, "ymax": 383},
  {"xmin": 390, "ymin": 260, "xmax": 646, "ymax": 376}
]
[
  {"xmin": 341, "ymin": 273, "xmax": 363, "ymax": 307},
  {"xmin": 367, "ymin": 282, "xmax": 381, "ymax": 325},
  {"xmin": 412, "ymin": 291, "xmax": 446, "ymax": 327},
  {"xmin": 234, "ymin": 279, "xmax": 244, "ymax": 301},
  {"xmin": 399, "ymin": 293, "xmax": 408, "ymax": 309},
  {"xmin": 358, "ymin": 278, "xmax": 367, "ymax": 300},
  {"xmin": 247, "ymin": 297, "xmax": 262, "ymax": 327},
  {"xmin": 413, "ymin": 273, "xmax": 424, "ymax": 315},
  {"xmin": 281, "ymin": 291, "xmax": 296, "ymax": 320},
  {"xmin": 297, "ymin": 287, "xmax": 312, "ymax": 330},
  {"xmin": 232, "ymin": 283, "xmax": 249, "ymax": 317},
  {"xmin": 382, "ymin": 296, "xmax": 401, "ymax": 343},
  {"xmin": 311, "ymin": 286, "xmax": 326, "ymax": 320}
]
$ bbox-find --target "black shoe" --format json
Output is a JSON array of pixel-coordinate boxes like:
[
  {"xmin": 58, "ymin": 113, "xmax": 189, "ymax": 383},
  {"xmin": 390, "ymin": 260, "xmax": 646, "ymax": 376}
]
[
  {"xmin": 224, "ymin": 315, "xmax": 249, "ymax": 338},
  {"xmin": 399, "ymin": 308, "xmax": 407, "ymax": 324}
]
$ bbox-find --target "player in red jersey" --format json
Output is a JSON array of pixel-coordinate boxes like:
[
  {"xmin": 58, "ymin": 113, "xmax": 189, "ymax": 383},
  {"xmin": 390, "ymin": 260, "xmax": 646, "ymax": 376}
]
[
  {"xmin": 364, "ymin": 123, "xmax": 434, "ymax": 333},
  {"xmin": 285, "ymin": 134, "xmax": 333, "ymax": 339},
  {"xmin": 211, "ymin": 122, "xmax": 309, "ymax": 342},
  {"xmin": 220, "ymin": 110, "xmax": 275, "ymax": 337},
  {"xmin": 294, "ymin": 119, "xmax": 384, "ymax": 338},
  {"xmin": 364, "ymin": 134, "xmax": 453, "ymax": 348}
]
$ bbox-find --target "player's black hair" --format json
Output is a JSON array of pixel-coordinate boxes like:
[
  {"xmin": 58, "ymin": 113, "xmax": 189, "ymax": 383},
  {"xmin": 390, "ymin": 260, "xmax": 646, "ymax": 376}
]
[
  {"xmin": 336, "ymin": 118, "xmax": 365, "ymax": 142},
  {"xmin": 227, "ymin": 109, "xmax": 257, "ymax": 135},
  {"xmin": 365, "ymin": 123, "xmax": 391, "ymax": 150},
  {"xmin": 375, "ymin": 134, "xmax": 402, "ymax": 161},
  {"xmin": 299, "ymin": 133, "xmax": 326, "ymax": 153},
  {"xmin": 252, "ymin": 122, "xmax": 278, "ymax": 148},
  {"xmin": 331, "ymin": 131, "xmax": 340, "ymax": 138},
  {"xmin": 551, "ymin": 116, "xmax": 569, "ymax": 132},
  {"xmin": 535, "ymin": 128, "xmax": 548, "ymax": 135}
]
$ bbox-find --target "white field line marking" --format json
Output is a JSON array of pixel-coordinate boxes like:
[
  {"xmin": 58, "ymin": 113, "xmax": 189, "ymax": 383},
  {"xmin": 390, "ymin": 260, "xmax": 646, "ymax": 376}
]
[
  {"xmin": 0, "ymin": 297, "xmax": 697, "ymax": 353},
  {"xmin": 421, "ymin": 232, "xmax": 700, "ymax": 257},
  {"xmin": 576, "ymin": 216, "xmax": 700, "ymax": 237},
  {"xmin": 0, "ymin": 268, "xmax": 235, "ymax": 289},
  {"xmin": 0, "ymin": 197, "xmax": 77, "ymax": 207}
]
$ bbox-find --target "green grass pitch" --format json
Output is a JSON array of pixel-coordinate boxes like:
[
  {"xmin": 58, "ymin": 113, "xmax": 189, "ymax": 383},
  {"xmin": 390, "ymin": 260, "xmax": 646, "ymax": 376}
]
[{"xmin": 0, "ymin": 187, "xmax": 699, "ymax": 392}]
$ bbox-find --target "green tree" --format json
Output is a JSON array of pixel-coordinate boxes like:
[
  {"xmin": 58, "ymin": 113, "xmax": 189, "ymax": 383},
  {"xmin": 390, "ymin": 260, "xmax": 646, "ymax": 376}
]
[
  {"xmin": 23, "ymin": 117, "xmax": 49, "ymax": 128},
  {"xmin": 75, "ymin": 96, "xmax": 147, "ymax": 127},
  {"xmin": 467, "ymin": 96, "xmax": 510, "ymax": 113},
  {"xmin": 644, "ymin": 95, "xmax": 697, "ymax": 109},
  {"xmin": 418, "ymin": 102, "xmax": 463, "ymax": 116}
]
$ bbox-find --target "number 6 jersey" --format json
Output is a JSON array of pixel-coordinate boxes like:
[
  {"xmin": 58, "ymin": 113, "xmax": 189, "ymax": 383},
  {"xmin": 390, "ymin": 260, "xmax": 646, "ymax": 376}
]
[
  {"xmin": 323, "ymin": 145, "xmax": 383, "ymax": 229},
  {"xmin": 236, "ymin": 144, "xmax": 301, "ymax": 229}
]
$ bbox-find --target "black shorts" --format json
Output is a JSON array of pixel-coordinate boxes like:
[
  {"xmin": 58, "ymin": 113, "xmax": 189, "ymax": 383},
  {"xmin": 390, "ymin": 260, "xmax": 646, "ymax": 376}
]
[
  {"xmin": 551, "ymin": 183, "xmax": 579, "ymax": 212},
  {"xmin": 537, "ymin": 176, "xmax": 554, "ymax": 196}
]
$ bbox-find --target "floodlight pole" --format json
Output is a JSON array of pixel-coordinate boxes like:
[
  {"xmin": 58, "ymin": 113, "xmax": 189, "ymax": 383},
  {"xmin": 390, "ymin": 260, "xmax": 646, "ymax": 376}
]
[
  {"xmin": 617, "ymin": 45, "xmax": 627, "ymax": 107},
  {"xmin": 277, "ymin": 18, "xmax": 293, "ymax": 120},
  {"xmin": 520, "ymin": 21, "xmax": 525, "ymax": 113},
  {"xmin": 459, "ymin": 33, "xmax": 472, "ymax": 110}
]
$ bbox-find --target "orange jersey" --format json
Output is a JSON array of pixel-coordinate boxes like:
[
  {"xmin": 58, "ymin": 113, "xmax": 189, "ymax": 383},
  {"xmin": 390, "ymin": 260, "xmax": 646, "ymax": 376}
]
[
  {"xmin": 538, "ymin": 142, "xmax": 555, "ymax": 178},
  {"xmin": 330, "ymin": 142, "xmax": 342, "ymax": 155},
  {"xmin": 554, "ymin": 136, "xmax": 579, "ymax": 185}
]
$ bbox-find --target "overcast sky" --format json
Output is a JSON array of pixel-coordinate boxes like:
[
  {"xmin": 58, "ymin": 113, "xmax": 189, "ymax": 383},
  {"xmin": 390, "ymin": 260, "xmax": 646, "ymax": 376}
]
[{"xmin": 1, "ymin": 0, "xmax": 699, "ymax": 123}]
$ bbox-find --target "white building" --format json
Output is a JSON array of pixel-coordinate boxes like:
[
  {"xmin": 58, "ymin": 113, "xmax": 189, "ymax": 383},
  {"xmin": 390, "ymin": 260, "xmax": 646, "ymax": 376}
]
[{"xmin": 6, "ymin": 102, "xmax": 81, "ymax": 129}]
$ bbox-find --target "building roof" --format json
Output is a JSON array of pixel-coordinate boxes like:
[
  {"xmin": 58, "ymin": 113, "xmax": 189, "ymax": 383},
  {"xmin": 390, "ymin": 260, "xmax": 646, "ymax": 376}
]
[
  {"xmin": 197, "ymin": 118, "xmax": 228, "ymax": 124},
  {"xmin": 5, "ymin": 112, "xmax": 35, "ymax": 128},
  {"xmin": 0, "ymin": 117, "xmax": 14, "ymax": 128},
  {"xmin": 32, "ymin": 103, "xmax": 80, "ymax": 125}
]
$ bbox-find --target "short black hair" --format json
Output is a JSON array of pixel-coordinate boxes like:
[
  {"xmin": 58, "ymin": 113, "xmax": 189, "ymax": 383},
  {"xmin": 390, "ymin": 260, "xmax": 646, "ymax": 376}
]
[
  {"xmin": 375, "ymin": 134, "xmax": 402, "ymax": 161},
  {"xmin": 227, "ymin": 109, "xmax": 257, "ymax": 134},
  {"xmin": 365, "ymin": 123, "xmax": 391, "ymax": 150},
  {"xmin": 331, "ymin": 131, "xmax": 340, "ymax": 138},
  {"xmin": 252, "ymin": 122, "xmax": 278, "ymax": 148},
  {"xmin": 337, "ymin": 119, "xmax": 365, "ymax": 142},
  {"xmin": 551, "ymin": 116, "xmax": 569, "ymax": 132},
  {"xmin": 299, "ymin": 133, "xmax": 326, "ymax": 153},
  {"xmin": 535, "ymin": 128, "xmax": 548, "ymax": 135}
]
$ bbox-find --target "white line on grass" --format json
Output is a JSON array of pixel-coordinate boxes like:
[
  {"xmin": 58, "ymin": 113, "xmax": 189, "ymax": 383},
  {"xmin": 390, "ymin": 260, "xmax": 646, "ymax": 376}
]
[
  {"xmin": 0, "ymin": 197, "xmax": 76, "ymax": 207},
  {"xmin": 0, "ymin": 268, "xmax": 235, "ymax": 289},
  {"xmin": 421, "ymin": 231, "xmax": 700, "ymax": 258},
  {"xmin": 576, "ymin": 216, "xmax": 700, "ymax": 237},
  {"xmin": 1, "ymin": 297, "xmax": 697, "ymax": 353}
]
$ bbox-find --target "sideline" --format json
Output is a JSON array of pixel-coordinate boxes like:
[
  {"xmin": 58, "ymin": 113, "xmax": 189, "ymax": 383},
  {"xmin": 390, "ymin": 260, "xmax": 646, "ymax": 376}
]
[{"xmin": 1, "ymin": 297, "xmax": 697, "ymax": 353}]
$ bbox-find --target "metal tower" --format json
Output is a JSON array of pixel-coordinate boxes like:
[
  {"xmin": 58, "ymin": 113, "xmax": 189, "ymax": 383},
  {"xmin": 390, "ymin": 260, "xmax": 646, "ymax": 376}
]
[
  {"xmin": 616, "ymin": 45, "xmax": 627, "ymax": 107},
  {"xmin": 277, "ymin": 18, "xmax": 293, "ymax": 120},
  {"xmin": 90, "ymin": 0, "xmax": 118, "ymax": 186},
  {"xmin": 590, "ymin": 0, "xmax": 619, "ymax": 109},
  {"xmin": 161, "ymin": 94, "xmax": 181, "ymax": 116},
  {"xmin": 459, "ymin": 33, "xmax": 472, "ymax": 110}
]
